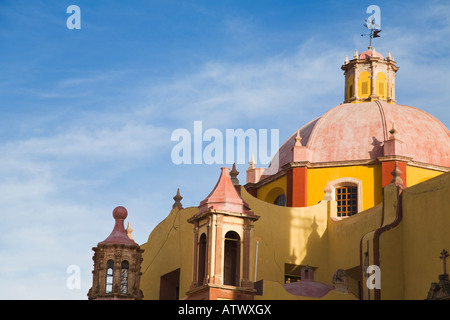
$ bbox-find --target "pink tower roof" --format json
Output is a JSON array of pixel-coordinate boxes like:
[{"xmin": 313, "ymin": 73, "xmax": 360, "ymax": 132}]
[
  {"xmin": 359, "ymin": 47, "xmax": 384, "ymax": 59},
  {"xmin": 272, "ymin": 101, "xmax": 450, "ymax": 173},
  {"xmin": 98, "ymin": 206, "xmax": 138, "ymax": 246},
  {"xmin": 198, "ymin": 167, "xmax": 253, "ymax": 215}
]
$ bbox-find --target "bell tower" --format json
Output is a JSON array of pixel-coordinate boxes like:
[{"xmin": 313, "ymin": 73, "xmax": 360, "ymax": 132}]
[
  {"xmin": 341, "ymin": 47, "xmax": 399, "ymax": 104},
  {"xmin": 88, "ymin": 206, "xmax": 144, "ymax": 300},
  {"xmin": 186, "ymin": 167, "xmax": 259, "ymax": 300}
]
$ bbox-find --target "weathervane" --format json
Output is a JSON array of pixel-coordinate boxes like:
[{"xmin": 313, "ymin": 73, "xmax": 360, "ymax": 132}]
[{"xmin": 361, "ymin": 5, "xmax": 382, "ymax": 47}]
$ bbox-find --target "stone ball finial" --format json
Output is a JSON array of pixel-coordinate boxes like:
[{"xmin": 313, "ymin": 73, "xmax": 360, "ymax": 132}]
[{"xmin": 113, "ymin": 206, "xmax": 128, "ymax": 220}]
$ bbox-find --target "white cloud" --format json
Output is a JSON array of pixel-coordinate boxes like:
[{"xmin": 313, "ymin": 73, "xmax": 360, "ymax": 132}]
[
  {"xmin": 147, "ymin": 39, "xmax": 346, "ymax": 129},
  {"xmin": 0, "ymin": 107, "xmax": 173, "ymax": 298}
]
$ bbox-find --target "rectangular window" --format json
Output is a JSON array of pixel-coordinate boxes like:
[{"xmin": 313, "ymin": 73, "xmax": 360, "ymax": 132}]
[
  {"xmin": 336, "ymin": 186, "xmax": 358, "ymax": 217},
  {"xmin": 105, "ymin": 260, "xmax": 114, "ymax": 294}
]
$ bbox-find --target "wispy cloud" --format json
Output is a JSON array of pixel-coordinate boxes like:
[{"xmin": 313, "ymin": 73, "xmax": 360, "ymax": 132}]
[{"xmin": 146, "ymin": 39, "xmax": 346, "ymax": 129}]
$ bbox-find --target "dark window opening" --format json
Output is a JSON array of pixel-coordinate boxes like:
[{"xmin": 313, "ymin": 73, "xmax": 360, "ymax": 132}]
[
  {"xmin": 336, "ymin": 186, "xmax": 358, "ymax": 217},
  {"xmin": 224, "ymin": 231, "xmax": 240, "ymax": 286},
  {"xmin": 274, "ymin": 194, "xmax": 286, "ymax": 207},
  {"xmin": 198, "ymin": 233, "xmax": 207, "ymax": 286}
]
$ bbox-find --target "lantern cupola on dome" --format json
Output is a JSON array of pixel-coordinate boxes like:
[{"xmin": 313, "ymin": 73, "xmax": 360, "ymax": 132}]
[{"xmin": 341, "ymin": 47, "xmax": 398, "ymax": 104}]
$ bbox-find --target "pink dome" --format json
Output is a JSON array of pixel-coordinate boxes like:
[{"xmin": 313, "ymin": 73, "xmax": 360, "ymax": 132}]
[
  {"xmin": 359, "ymin": 48, "xmax": 384, "ymax": 59},
  {"xmin": 274, "ymin": 101, "xmax": 450, "ymax": 172},
  {"xmin": 98, "ymin": 206, "xmax": 137, "ymax": 246}
]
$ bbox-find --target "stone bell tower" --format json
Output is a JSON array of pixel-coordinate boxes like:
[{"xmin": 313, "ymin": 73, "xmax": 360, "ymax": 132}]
[{"xmin": 88, "ymin": 206, "xmax": 144, "ymax": 300}]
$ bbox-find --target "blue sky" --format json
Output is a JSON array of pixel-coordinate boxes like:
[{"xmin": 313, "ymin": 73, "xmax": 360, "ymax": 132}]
[{"xmin": 0, "ymin": 0, "xmax": 449, "ymax": 299}]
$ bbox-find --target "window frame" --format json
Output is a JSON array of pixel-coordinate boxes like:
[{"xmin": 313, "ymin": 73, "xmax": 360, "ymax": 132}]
[
  {"xmin": 120, "ymin": 260, "xmax": 129, "ymax": 294},
  {"xmin": 325, "ymin": 177, "xmax": 363, "ymax": 219},
  {"xmin": 336, "ymin": 186, "xmax": 358, "ymax": 217},
  {"xmin": 105, "ymin": 259, "xmax": 114, "ymax": 294}
]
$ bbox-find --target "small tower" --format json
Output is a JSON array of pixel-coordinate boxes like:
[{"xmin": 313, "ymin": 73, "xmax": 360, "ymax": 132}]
[
  {"xmin": 186, "ymin": 167, "xmax": 259, "ymax": 300},
  {"xmin": 88, "ymin": 206, "xmax": 144, "ymax": 300},
  {"xmin": 341, "ymin": 47, "xmax": 399, "ymax": 103}
]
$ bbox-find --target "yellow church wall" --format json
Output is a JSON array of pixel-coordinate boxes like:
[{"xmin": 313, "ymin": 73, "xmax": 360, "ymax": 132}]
[
  {"xmin": 138, "ymin": 171, "xmax": 449, "ymax": 300},
  {"xmin": 255, "ymin": 175, "xmax": 287, "ymax": 204},
  {"xmin": 328, "ymin": 203, "xmax": 382, "ymax": 271},
  {"xmin": 376, "ymin": 183, "xmax": 405, "ymax": 300},
  {"xmin": 361, "ymin": 172, "xmax": 450, "ymax": 300},
  {"xmin": 307, "ymin": 164, "xmax": 382, "ymax": 210},
  {"xmin": 241, "ymin": 188, "xmax": 331, "ymax": 286},
  {"xmin": 243, "ymin": 187, "xmax": 386, "ymax": 299},
  {"xmin": 140, "ymin": 206, "xmax": 196, "ymax": 300},
  {"xmin": 399, "ymin": 172, "xmax": 450, "ymax": 299},
  {"xmin": 406, "ymin": 165, "xmax": 443, "ymax": 187}
]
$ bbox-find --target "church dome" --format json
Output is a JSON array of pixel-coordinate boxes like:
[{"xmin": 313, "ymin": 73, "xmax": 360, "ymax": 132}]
[
  {"xmin": 359, "ymin": 47, "xmax": 384, "ymax": 59},
  {"xmin": 275, "ymin": 100, "xmax": 450, "ymax": 172}
]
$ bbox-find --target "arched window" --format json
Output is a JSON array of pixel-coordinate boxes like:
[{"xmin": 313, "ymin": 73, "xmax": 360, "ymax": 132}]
[
  {"xmin": 197, "ymin": 233, "xmax": 207, "ymax": 286},
  {"xmin": 274, "ymin": 194, "xmax": 286, "ymax": 206},
  {"xmin": 336, "ymin": 186, "xmax": 358, "ymax": 217},
  {"xmin": 120, "ymin": 261, "xmax": 129, "ymax": 294},
  {"xmin": 224, "ymin": 231, "xmax": 240, "ymax": 286},
  {"xmin": 325, "ymin": 178, "xmax": 362, "ymax": 219},
  {"xmin": 105, "ymin": 260, "xmax": 114, "ymax": 294}
]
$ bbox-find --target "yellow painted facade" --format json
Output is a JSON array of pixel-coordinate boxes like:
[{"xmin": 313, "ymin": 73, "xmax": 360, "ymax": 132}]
[
  {"xmin": 139, "ymin": 171, "xmax": 450, "ymax": 300},
  {"xmin": 252, "ymin": 164, "xmax": 443, "ymax": 214},
  {"xmin": 406, "ymin": 165, "xmax": 443, "ymax": 186},
  {"xmin": 139, "ymin": 207, "xmax": 196, "ymax": 300},
  {"xmin": 256, "ymin": 175, "xmax": 287, "ymax": 204},
  {"xmin": 306, "ymin": 165, "xmax": 382, "ymax": 209}
]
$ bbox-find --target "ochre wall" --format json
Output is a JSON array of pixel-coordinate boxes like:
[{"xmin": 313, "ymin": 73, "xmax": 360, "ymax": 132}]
[
  {"xmin": 363, "ymin": 172, "xmax": 450, "ymax": 300},
  {"xmin": 406, "ymin": 165, "xmax": 443, "ymax": 187},
  {"xmin": 139, "ymin": 171, "xmax": 450, "ymax": 300},
  {"xmin": 397, "ymin": 172, "xmax": 450, "ymax": 299},
  {"xmin": 306, "ymin": 164, "xmax": 382, "ymax": 210},
  {"xmin": 256, "ymin": 175, "xmax": 287, "ymax": 204},
  {"xmin": 140, "ymin": 207, "xmax": 196, "ymax": 300}
]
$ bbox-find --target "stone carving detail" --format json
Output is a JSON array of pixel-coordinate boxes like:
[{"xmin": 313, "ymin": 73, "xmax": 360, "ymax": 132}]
[{"xmin": 332, "ymin": 269, "xmax": 349, "ymax": 293}]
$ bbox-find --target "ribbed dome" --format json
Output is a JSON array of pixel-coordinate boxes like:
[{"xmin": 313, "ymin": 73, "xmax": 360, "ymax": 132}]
[{"xmin": 273, "ymin": 101, "xmax": 449, "ymax": 172}]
